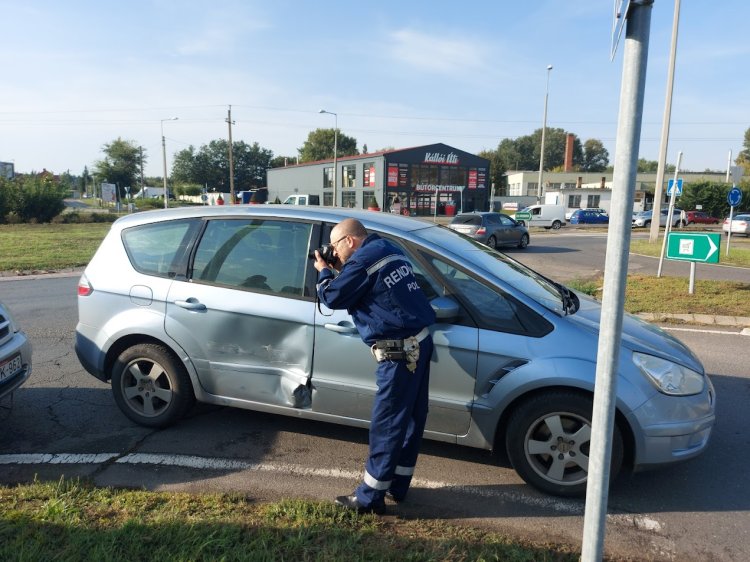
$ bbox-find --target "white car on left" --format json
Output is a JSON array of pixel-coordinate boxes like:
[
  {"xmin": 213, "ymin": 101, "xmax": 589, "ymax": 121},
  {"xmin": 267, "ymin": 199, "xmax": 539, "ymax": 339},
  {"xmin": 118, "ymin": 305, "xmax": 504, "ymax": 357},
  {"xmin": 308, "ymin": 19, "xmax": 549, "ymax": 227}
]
[{"xmin": 0, "ymin": 299, "xmax": 32, "ymax": 401}]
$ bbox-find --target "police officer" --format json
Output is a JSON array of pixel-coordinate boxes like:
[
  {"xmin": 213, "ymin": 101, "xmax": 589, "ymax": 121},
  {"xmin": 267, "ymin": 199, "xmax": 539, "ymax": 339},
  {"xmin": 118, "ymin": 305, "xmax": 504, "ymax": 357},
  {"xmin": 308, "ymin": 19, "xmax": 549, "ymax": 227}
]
[{"xmin": 313, "ymin": 218, "xmax": 435, "ymax": 514}]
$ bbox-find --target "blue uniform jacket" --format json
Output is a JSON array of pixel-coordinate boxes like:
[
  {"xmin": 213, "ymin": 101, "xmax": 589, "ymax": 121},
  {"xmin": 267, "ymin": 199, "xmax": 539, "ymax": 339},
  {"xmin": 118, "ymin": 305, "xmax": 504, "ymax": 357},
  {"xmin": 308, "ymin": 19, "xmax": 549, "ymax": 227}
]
[{"xmin": 316, "ymin": 233, "xmax": 436, "ymax": 345}]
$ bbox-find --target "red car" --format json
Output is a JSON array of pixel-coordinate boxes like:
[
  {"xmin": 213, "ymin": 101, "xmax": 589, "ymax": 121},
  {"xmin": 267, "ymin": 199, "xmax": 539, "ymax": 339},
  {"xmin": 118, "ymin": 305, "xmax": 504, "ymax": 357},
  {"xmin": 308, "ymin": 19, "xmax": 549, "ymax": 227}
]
[{"xmin": 684, "ymin": 210, "xmax": 719, "ymax": 225}]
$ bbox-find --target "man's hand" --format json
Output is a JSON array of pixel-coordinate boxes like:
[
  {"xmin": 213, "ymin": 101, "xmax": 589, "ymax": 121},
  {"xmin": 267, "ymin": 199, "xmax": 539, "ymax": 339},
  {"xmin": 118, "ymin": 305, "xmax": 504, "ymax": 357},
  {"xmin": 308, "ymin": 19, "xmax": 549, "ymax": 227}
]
[{"xmin": 313, "ymin": 250, "xmax": 330, "ymax": 273}]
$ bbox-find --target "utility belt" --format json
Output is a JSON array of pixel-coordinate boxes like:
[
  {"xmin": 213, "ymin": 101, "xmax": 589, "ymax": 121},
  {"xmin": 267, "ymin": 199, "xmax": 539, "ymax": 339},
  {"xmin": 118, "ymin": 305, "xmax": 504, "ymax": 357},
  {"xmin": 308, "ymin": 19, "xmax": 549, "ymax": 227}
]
[{"xmin": 370, "ymin": 327, "xmax": 429, "ymax": 372}]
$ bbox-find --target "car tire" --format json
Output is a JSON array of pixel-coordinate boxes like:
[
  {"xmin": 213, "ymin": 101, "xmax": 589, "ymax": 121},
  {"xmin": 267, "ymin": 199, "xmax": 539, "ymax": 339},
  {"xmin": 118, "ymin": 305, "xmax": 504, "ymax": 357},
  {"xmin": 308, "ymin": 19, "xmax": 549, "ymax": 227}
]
[
  {"xmin": 487, "ymin": 235, "xmax": 498, "ymax": 249},
  {"xmin": 644, "ymin": 220, "xmax": 651, "ymax": 227},
  {"xmin": 551, "ymin": 220, "xmax": 562, "ymax": 230},
  {"xmin": 517, "ymin": 233, "xmax": 529, "ymax": 249},
  {"xmin": 505, "ymin": 390, "xmax": 623, "ymax": 497},
  {"xmin": 112, "ymin": 343, "xmax": 195, "ymax": 428}
]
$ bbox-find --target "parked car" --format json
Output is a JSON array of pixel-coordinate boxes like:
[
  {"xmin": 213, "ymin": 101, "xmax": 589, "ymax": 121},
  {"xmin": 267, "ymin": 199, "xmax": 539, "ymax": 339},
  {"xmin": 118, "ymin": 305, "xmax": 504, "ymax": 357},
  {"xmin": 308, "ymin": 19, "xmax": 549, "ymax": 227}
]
[
  {"xmin": 569, "ymin": 209, "xmax": 609, "ymax": 224},
  {"xmin": 75, "ymin": 207, "xmax": 715, "ymax": 497},
  {"xmin": 0, "ymin": 299, "xmax": 32, "ymax": 402},
  {"xmin": 684, "ymin": 211, "xmax": 719, "ymax": 225},
  {"xmin": 566, "ymin": 208, "xmax": 607, "ymax": 221},
  {"xmin": 632, "ymin": 208, "xmax": 683, "ymax": 228},
  {"xmin": 448, "ymin": 212, "xmax": 529, "ymax": 249},
  {"xmin": 722, "ymin": 213, "xmax": 750, "ymax": 236}
]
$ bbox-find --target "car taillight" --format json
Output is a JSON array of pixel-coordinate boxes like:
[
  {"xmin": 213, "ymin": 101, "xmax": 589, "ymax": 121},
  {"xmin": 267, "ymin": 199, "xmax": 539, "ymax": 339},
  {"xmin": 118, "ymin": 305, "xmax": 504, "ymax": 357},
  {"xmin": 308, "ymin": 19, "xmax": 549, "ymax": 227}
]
[
  {"xmin": 476, "ymin": 227, "xmax": 486, "ymax": 235},
  {"xmin": 78, "ymin": 274, "xmax": 93, "ymax": 297}
]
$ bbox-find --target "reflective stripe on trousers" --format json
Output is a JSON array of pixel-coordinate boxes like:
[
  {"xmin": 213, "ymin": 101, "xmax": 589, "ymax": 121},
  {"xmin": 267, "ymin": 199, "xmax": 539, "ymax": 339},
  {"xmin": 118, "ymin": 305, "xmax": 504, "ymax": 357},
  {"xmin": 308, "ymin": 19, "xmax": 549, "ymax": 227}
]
[{"xmin": 355, "ymin": 336, "xmax": 432, "ymax": 507}]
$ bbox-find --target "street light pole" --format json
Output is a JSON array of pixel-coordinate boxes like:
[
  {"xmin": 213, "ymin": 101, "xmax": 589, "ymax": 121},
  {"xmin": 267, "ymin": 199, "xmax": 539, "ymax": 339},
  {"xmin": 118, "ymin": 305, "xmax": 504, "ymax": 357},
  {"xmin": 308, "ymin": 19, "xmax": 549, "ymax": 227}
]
[
  {"xmin": 537, "ymin": 65, "xmax": 553, "ymax": 204},
  {"xmin": 161, "ymin": 117, "xmax": 179, "ymax": 209},
  {"xmin": 319, "ymin": 109, "xmax": 338, "ymax": 207}
]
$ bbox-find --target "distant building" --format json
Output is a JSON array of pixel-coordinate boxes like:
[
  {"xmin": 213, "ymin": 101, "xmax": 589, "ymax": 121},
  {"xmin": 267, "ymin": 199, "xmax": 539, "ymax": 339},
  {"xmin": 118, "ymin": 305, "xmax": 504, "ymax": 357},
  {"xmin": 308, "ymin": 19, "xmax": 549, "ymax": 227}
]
[
  {"xmin": 267, "ymin": 143, "xmax": 491, "ymax": 216},
  {"xmin": 499, "ymin": 170, "xmax": 736, "ymax": 214},
  {"xmin": 0, "ymin": 161, "xmax": 15, "ymax": 179}
]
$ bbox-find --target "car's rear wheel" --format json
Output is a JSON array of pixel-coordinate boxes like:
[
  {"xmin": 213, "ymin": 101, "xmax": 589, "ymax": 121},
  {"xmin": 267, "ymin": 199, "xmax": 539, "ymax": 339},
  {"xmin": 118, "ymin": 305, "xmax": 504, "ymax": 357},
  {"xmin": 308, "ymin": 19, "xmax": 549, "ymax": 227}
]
[
  {"xmin": 517, "ymin": 233, "xmax": 529, "ymax": 249},
  {"xmin": 506, "ymin": 391, "xmax": 623, "ymax": 497},
  {"xmin": 487, "ymin": 235, "xmax": 498, "ymax": 249},
  {"xmin": 551, "ymin": 220, "xmax": 562, "ymax": 230},
  {"xmin": 112, "ymin": 343, "xmax": 195, "ymax": 428}
]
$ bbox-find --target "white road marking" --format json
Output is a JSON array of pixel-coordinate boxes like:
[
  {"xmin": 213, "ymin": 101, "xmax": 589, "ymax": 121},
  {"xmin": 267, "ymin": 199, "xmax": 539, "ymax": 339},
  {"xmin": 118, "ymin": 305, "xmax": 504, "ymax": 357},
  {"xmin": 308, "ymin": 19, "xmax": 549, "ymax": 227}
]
[{"xmin": 0, "ymin": 451, "xmax": 663, "ymax": 532}]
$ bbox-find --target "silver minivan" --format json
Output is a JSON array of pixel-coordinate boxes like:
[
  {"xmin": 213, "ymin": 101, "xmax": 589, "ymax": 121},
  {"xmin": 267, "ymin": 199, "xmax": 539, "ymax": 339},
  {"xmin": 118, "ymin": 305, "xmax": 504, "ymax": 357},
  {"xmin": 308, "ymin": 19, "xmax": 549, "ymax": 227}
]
[{"xmin": 75, "ymin": 206, "xmax": 715, "ymax": 496}]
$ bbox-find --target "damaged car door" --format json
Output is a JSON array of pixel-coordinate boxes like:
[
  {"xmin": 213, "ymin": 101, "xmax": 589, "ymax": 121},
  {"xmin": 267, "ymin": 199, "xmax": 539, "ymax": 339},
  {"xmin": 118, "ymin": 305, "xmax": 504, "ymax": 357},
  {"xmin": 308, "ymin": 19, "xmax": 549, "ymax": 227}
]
[{"xmin": 165, "ymin": 217, "xmax": 316, "ymax": 408}]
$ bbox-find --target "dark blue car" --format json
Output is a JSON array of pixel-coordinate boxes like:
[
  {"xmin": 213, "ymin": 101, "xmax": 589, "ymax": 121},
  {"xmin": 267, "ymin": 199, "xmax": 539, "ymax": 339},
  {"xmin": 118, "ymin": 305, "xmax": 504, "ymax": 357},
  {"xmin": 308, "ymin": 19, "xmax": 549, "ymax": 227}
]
[{"xmin": 570, "ymin": 209, "xmax": 609, "ymax": 224}]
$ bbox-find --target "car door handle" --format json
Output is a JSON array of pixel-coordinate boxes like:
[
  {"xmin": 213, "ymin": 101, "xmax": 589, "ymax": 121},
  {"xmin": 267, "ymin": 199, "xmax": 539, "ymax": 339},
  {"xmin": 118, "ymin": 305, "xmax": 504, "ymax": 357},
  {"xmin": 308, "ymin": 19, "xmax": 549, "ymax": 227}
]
[
  {"xmin": 324, "ymin": 322, "xmax": 358, "ymax": 334},
  {"xmin": 174, "ymin": 299, "xmax": 207, "ymax": 311}
]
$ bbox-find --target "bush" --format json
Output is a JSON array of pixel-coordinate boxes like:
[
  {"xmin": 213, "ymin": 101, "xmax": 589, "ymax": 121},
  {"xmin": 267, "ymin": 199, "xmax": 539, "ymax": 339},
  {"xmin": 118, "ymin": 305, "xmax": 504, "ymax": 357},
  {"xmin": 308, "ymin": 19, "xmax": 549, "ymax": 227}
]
[{"xmin": 0, "ymin": 175, "xmax": 66, "ymax": 223}]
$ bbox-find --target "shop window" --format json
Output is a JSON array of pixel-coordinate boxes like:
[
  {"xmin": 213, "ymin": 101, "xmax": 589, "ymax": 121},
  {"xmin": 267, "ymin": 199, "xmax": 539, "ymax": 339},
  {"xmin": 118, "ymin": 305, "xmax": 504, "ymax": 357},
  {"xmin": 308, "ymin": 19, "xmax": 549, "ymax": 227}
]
[
  {"xmin": 323, "ymin": 167, "xmax": 333, "ymax": 189},
  {"xmin": 342, "ymin": 191, "xmax": 357, "ymax": 208},
  {"xmin": 342, "ymin": 165, "xmax": 356, "ymax": 188},
  {"xmin": 363, "ymin": 162, "xmax": 375, "ymax": 187}
]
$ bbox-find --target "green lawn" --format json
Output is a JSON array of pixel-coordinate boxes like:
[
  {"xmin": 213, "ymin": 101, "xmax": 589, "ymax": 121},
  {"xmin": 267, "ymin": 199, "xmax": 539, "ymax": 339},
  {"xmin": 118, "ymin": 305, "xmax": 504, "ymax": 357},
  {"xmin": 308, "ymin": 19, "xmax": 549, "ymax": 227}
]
[{"xmin": 0, "ymin": 479, "xmax": 578, "ymax": 562}]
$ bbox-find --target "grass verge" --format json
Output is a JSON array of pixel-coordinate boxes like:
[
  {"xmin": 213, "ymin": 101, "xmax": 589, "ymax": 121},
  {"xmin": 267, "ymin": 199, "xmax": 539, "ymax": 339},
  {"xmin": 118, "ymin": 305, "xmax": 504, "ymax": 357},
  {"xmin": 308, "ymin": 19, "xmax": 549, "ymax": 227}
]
[
  {"xmin": 0, "ymin": 478, "xmax": 578, "ymax": 562},
  {"xmin": 567, "ymin": 274, "xmax": 750, "ymax": 317}
]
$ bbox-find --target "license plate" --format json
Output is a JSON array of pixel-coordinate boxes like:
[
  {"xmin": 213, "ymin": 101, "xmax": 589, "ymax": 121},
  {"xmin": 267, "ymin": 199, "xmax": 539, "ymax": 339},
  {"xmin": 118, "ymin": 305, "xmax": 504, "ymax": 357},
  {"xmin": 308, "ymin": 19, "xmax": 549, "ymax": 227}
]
[{"xmin": 0, "ymin": 354, "xmax": 22, "ymax": 382}]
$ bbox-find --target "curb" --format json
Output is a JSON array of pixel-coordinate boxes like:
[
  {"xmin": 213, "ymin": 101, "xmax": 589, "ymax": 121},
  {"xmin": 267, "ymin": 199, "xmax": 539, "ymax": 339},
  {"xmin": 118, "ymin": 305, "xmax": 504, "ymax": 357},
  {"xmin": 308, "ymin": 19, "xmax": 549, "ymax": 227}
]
[{"xmin": 636, "ymin": 312, "xmax": 750, "ymax": 329}]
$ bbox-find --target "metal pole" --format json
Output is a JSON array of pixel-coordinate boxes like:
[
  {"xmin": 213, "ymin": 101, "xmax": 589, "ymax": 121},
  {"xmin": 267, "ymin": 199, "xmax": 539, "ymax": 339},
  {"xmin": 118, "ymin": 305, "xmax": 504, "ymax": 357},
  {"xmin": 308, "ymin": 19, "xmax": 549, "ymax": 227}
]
[
  {"xmin": 649, "ymin": 0, "xmax": 681, "ymax": 244},
  {"xmin": 161, "ymin": 117, "xmax": 178, "ymax": 209},
  {"xmin": 726, "ymin": 203, "xmax": 735, "ymax": 256},
  {"xmin": 333, "ymin": 114, "xmax": 338, "ymax": 207},
  {"xmin": 689, "ymin": 261, "xmax": 696, "ymax": 294},
  {"xmin": 537, "ymin": 65, "xmax": 553, "ymax": 204},
  {"xmin": 726, "ymin": 150, "xmax": 732, "ymax": 183},
  {"xmin": 657, "ymin": 151, "xmax": 682, "ymax": 277},
  {"xmin": 581, "ymin": 3, "xmax": 652, "ymax": 561},
  {"xmin": 161, "ymin": 124, "xmax": 168, "ymax": 210},
  {"xmin": 227, "ymin": 105, "xmax": 235, "ymax": 204}
]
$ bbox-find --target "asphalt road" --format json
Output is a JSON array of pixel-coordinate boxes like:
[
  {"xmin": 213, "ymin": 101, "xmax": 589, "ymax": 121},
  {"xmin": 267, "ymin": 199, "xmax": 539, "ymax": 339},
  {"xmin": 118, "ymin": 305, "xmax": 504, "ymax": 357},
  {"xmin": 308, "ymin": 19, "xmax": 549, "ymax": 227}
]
[{"xmin": 1, "ymin": 234, "xmax": 748, "ymax": 561}]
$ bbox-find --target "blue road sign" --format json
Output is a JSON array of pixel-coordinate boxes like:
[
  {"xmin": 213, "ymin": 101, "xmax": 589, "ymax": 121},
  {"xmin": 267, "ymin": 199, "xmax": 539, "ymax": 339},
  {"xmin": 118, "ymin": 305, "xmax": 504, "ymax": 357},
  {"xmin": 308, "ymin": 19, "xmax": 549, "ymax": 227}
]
[
  {"xmin": 667, "ymin": 178, "xmax": 683, "ymax": 196},
  {"xmin": 728, "ymin": 186, "xmax": 742, "ymax": 207}
]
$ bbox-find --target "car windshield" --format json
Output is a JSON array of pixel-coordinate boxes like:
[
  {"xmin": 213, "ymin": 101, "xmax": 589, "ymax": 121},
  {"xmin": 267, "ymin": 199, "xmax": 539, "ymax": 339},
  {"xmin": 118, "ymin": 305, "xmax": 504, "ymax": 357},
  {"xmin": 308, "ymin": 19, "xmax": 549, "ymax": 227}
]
[{"xmin": 419, "ymin": 225, "xmax": 568, "ymax": 315}]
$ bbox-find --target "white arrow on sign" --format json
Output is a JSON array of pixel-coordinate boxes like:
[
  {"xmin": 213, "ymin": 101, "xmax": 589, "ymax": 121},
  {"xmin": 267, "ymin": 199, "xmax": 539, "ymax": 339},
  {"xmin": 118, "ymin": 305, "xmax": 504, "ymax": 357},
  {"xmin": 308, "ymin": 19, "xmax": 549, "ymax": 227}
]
[{"xmin": 706, "ymin": 235, "xmax": 718, "ymax": 261}]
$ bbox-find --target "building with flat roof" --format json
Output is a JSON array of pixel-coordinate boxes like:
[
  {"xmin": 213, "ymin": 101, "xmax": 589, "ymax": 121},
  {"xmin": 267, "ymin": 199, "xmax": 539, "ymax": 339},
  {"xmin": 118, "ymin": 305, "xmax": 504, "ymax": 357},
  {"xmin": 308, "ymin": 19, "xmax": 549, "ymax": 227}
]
[{"xmin": 267, "ymin": 143, "xmax": 490, "ymax": 217}]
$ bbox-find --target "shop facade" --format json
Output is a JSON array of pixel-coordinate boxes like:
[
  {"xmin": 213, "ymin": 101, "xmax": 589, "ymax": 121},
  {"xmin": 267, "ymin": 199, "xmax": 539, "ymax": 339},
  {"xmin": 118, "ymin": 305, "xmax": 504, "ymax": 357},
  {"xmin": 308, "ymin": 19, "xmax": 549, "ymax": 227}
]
[{"xmin": 267, "ymin": 143, "xmax": 490, "ymax": 216}]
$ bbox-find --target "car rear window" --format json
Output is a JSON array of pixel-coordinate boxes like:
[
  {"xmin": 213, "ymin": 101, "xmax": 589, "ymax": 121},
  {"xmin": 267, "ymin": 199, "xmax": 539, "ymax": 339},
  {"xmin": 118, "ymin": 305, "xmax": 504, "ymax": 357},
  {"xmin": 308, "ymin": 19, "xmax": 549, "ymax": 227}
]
[
  {"xmin": 122, "ymin": 219, "xmax": 200, "ymax": 278},
  {"xmin": 451, "ymin": 215, "xmax": 481, "ymax": 226}
]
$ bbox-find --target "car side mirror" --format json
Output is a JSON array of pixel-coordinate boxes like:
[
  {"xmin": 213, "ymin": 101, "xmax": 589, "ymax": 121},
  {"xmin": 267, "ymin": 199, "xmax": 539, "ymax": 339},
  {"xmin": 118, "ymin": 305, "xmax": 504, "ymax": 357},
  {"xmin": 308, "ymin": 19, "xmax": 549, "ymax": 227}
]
[{"xmin": 430, "ymin": 296, "xmax": 460, "ymax": 320}]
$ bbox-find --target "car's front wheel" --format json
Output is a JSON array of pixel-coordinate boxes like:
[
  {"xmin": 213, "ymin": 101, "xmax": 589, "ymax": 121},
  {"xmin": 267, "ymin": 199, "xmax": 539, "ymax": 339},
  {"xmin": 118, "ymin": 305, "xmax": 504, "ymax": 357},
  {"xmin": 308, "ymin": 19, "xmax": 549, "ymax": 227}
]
[
  {"xmin": 506, "ymin": 391, "xmax": 623, "ymax": 497},
  {"xmin": 517, "ymin": 233, "xmax": 529, "ymax": 249},
  {"xmin": 112, "ymin": 343, "xmax": 195, "ymax": 428}
]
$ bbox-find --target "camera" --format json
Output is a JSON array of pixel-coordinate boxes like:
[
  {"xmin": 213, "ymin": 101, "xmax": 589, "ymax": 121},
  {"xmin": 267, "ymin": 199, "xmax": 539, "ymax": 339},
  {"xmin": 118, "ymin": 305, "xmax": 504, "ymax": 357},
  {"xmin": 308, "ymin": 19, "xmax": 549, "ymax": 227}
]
[{"xmin": 315, "ymin": 244, "xmax": 338, "ymax": 266}]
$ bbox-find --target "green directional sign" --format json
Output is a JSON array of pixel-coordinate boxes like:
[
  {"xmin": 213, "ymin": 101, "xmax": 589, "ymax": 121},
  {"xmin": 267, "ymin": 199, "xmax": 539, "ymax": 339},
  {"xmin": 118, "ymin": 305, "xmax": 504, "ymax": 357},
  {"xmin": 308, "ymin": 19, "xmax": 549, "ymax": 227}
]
[
  {"xmin": 666, "ymin": 232, "xmax": 720, "ymax": 264},
  {"xmin": 515, "ymin": 211, "xmax": 532, "ymax": 221}
]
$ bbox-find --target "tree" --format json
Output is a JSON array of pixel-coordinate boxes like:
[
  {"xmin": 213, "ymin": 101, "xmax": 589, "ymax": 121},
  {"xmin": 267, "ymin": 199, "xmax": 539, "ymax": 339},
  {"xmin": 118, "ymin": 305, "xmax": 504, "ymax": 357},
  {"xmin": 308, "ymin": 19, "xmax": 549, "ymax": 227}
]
[
  {"xmin": 298, "ymin": 128, "xmax": 358, "ymax": 162},
  {"xmin": 93, "ymin": 138, "xmax": 144, "ymax": 200},
  {"xmin": 736, "ymin": 127, "xmax": 750, "ymax": 175},
  {"xmin": 269, "ymin": 155, "xmax": 297, "ymax": 168},
  {"xmin": 478, "ymin": 149, "xmax": 505, "ymax": 195},
  {"xmin": 581, "ymin": 139, "xmax": 610, "ymax": 172},
  {"xmin": 172, "ymin": 140, "xmax": 274, "ymax": 191},
  {"xmin": 679, "ymin": 181, "xmax": 749, "ymax": 217}
]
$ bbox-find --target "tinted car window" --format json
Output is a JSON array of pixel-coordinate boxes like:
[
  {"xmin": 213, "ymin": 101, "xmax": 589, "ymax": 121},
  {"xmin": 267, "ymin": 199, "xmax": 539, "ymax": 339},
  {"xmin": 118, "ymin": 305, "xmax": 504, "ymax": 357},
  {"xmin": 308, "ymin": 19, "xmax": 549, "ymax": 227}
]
[
  {"xmin": 421, "ymin": 252, "xmax": 550, "ymax": 336},
  {"xmin": 122, "ymin": 219, "xmax": 199, "ymax": 278},
  {"xmin": 192, "ymin": 219, "xmax": 312, "ymax": 296},
  {"xmin": 450, "ymin": 215, "xmax": 481, "ymax": 226}
]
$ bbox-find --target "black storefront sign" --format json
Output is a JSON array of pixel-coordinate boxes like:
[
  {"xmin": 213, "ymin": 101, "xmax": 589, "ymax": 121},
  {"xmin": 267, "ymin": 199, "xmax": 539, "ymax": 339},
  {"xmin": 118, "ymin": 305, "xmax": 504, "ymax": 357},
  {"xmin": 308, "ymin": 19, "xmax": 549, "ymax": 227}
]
[{"xmin": 383, "ymin": 143, "xmax": 489, "ymax": 216}]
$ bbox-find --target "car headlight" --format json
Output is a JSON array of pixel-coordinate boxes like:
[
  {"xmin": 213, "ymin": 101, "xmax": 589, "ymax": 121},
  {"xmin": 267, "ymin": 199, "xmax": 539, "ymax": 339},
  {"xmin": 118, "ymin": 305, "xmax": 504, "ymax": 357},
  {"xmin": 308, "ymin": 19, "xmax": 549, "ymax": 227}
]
[{"xmin": 633, "ymin": 352, "xmax": 704, "ymax": 396}]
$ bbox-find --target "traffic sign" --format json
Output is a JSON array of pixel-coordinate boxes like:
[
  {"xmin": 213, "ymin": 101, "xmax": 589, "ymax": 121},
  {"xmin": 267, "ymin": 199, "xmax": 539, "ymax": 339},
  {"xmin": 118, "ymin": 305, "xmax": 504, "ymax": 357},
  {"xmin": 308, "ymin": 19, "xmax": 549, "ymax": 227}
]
[
  {"xmin": 514, "ymin": 211, "xmax": 532, "ymax": 221},
  {"xmin": 666, "ymin": 232, "xmax": 720, "ymax": 264},
  {"xmin": 728, "ymin": 186, "xmax": 742, "ymax": 207},
  {"xmin": 667, "ymin": 178, "xmax": 683, "ymax": 196}
]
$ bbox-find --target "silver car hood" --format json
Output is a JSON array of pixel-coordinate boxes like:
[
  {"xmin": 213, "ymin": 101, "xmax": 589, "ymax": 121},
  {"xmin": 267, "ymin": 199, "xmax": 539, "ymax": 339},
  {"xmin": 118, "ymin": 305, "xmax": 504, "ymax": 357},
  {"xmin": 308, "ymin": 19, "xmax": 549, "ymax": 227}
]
[{"xmin": 565, "ymin": 293, "xmax": 704, "ymax": 373}]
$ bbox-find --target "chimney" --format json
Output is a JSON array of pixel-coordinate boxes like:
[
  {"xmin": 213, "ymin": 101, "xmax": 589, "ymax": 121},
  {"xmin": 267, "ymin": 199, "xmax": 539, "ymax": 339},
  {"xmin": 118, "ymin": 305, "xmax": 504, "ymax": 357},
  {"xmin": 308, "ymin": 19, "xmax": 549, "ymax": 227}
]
[{"xmin": 564, "ymin": 133, "xmax": 575, "ymax": 172}]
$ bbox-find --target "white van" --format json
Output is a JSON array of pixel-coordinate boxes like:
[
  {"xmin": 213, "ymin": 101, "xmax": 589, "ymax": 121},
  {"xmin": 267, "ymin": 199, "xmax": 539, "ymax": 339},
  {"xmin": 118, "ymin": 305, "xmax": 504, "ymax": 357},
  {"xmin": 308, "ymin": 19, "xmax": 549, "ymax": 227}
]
[
  {"xmin": 283, "ymin": 194, "xmax": 320, "ymax": 206},
  {"xmin": 514, "ymin": 204, "xmax": 566, "ymax": 230}
]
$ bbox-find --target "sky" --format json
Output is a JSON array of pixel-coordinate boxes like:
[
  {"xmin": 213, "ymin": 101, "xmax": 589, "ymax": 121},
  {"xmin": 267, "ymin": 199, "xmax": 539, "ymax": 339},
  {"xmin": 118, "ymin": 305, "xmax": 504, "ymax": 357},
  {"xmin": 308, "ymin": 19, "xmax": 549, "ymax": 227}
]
[{"xmin": 1, "ymin": 0, "xmax": 748, "ymax": 178}]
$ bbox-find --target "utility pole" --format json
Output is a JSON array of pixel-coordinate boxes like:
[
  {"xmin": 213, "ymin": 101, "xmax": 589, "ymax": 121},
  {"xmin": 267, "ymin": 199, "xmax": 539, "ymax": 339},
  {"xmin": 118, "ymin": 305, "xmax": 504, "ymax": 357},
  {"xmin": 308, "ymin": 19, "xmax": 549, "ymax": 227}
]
[
  {"xmin": 139, "ymin": 146, "xmax": 145, "ymax": 196},
  {"xmin": 227, "ymin": 105, "xmax": 236, "ymax": 204},
  {"xmin": 649, "ymin": 0, "xmax": 680, "ymax": 244}
]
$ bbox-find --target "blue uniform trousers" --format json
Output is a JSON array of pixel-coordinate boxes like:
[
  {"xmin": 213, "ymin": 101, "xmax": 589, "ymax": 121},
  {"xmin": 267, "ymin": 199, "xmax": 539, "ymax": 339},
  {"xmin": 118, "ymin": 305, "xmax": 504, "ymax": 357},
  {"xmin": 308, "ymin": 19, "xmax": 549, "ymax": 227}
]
[{"xmin": 355, "ymin": 336, "xmax": 433, "ymax": 507}]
